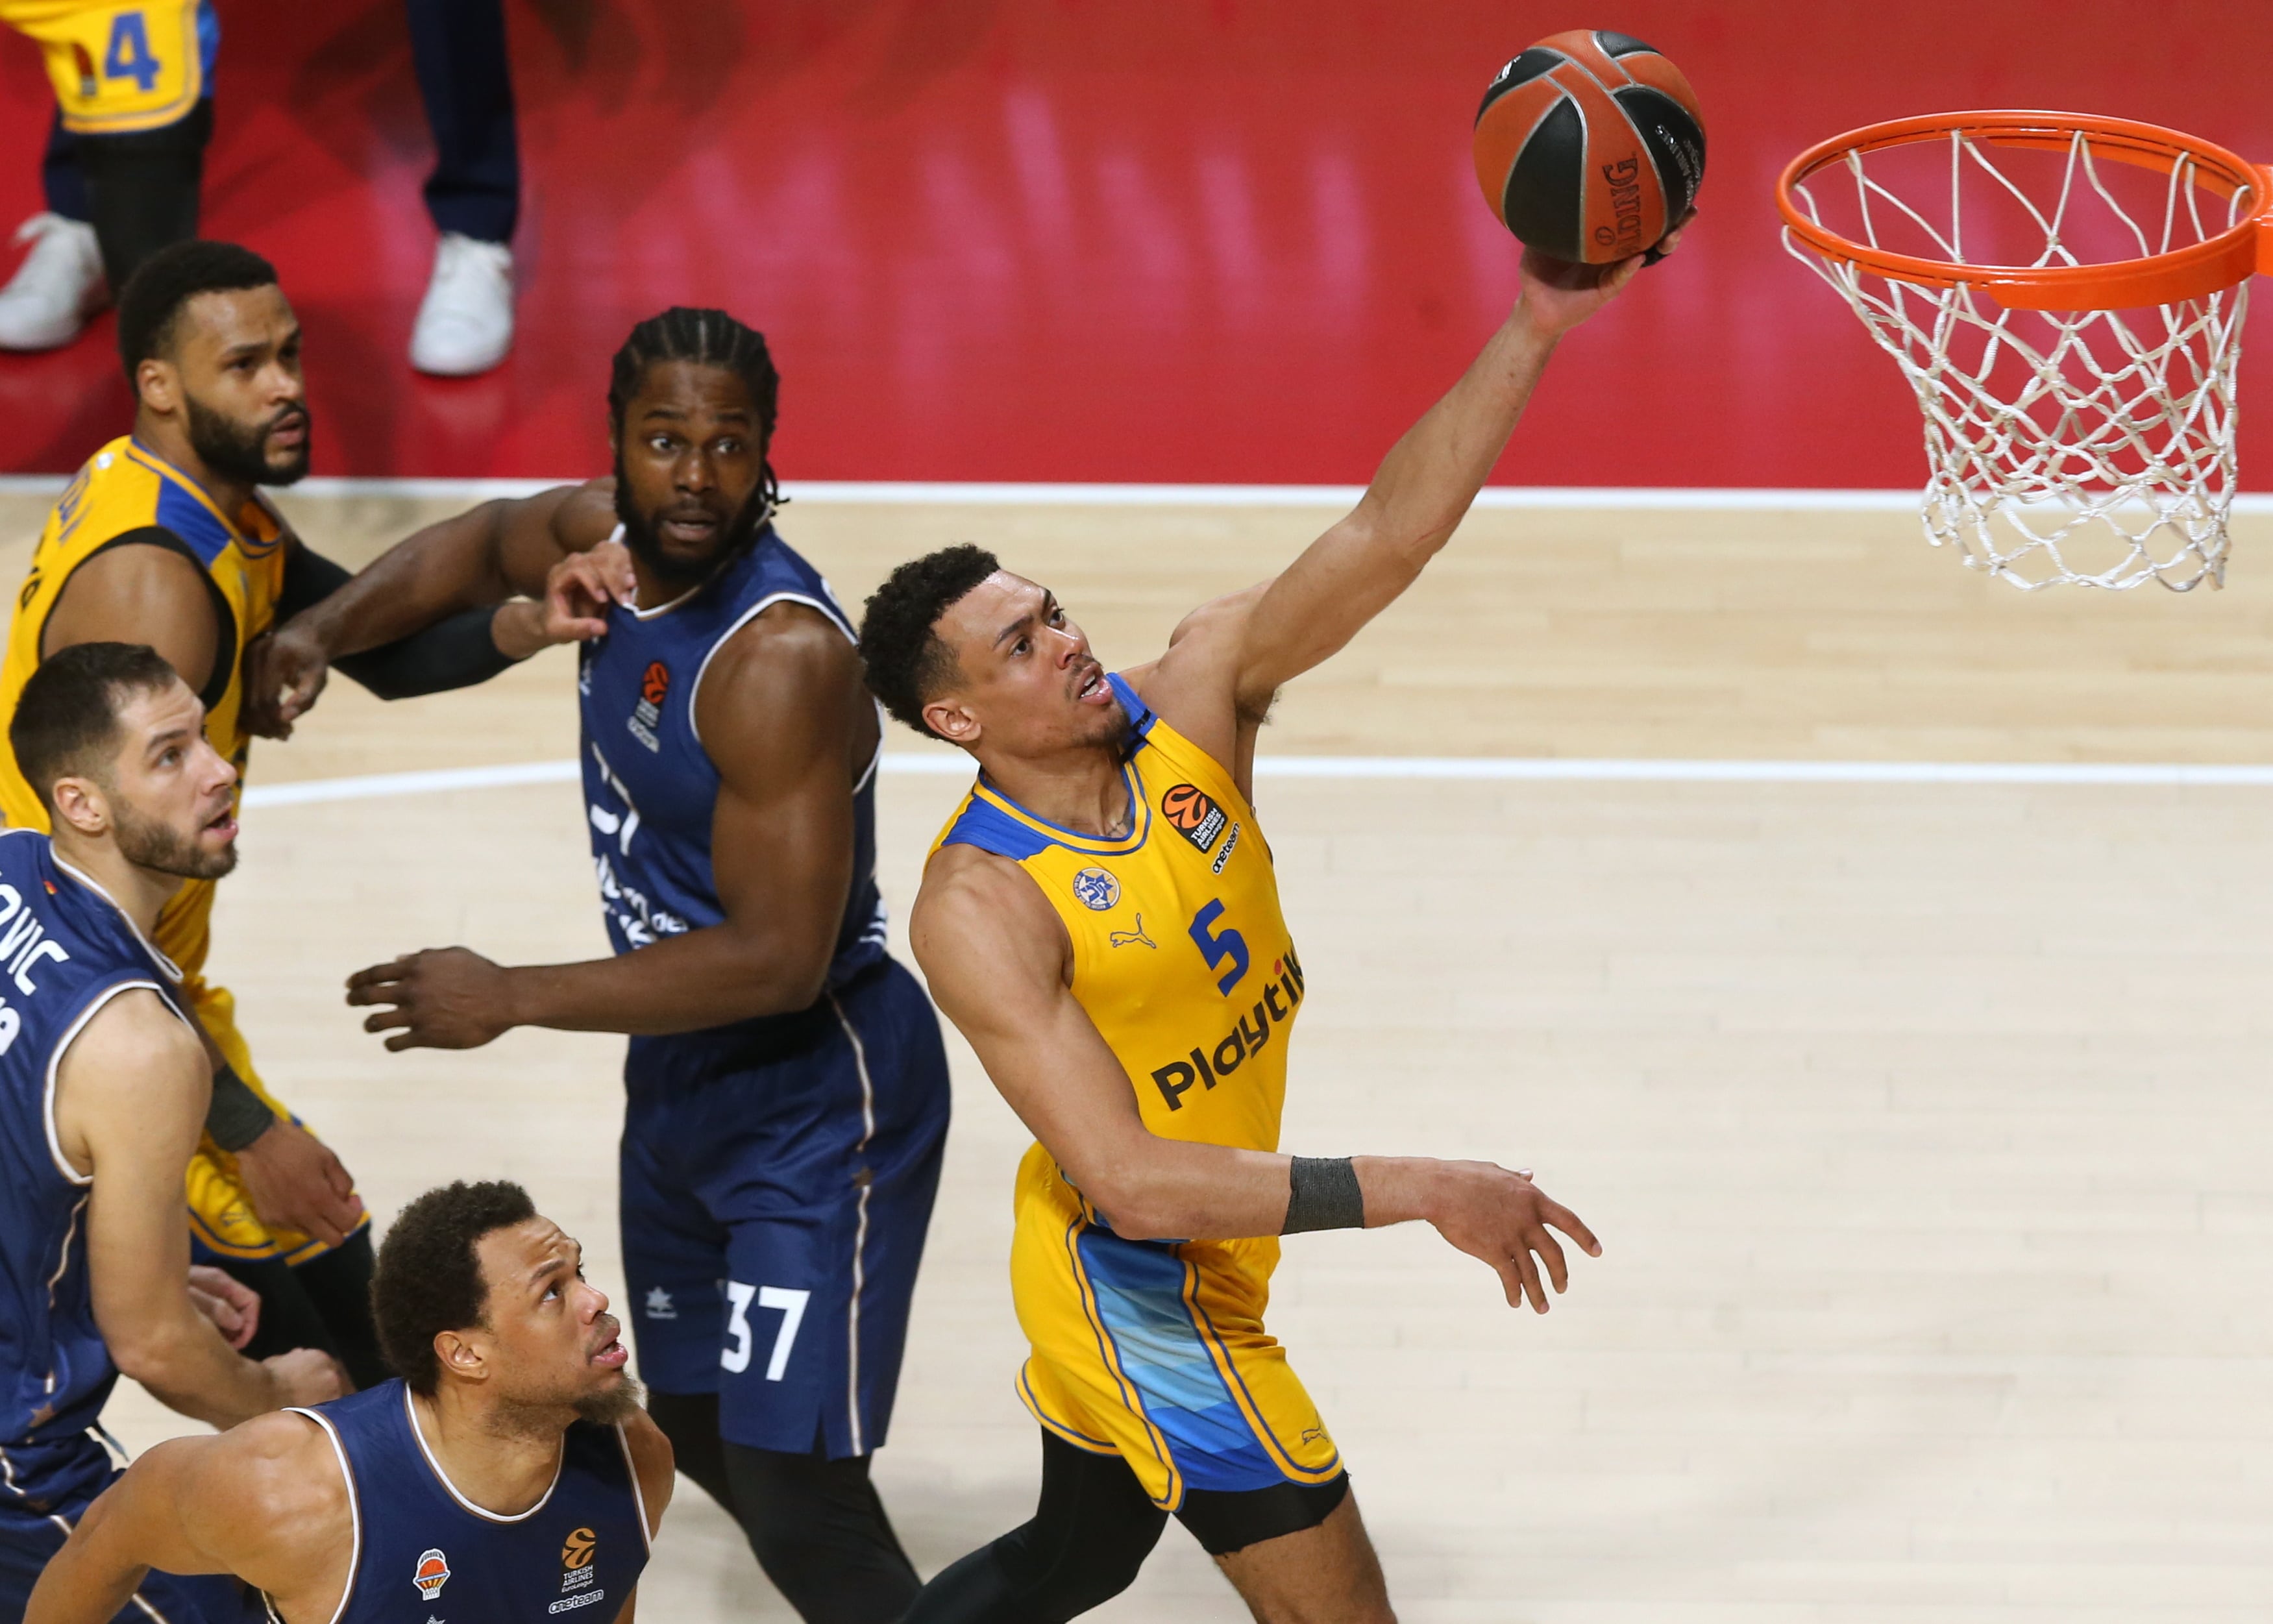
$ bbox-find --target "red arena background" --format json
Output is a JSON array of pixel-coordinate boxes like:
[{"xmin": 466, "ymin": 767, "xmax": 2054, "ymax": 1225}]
[{"xmin": 3, "ymin": 0, "xmax": 2270, "ymax": 486}]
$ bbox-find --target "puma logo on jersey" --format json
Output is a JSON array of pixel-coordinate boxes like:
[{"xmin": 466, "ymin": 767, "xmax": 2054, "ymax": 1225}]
[{"xmin": 1109, "ymin": 915, "xmax": 1156, "ymax": 949}]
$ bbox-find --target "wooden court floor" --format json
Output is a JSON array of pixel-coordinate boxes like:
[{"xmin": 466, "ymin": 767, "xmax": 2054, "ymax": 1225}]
[{"xmin": 3, "ymin": 489, "xmax": 2268, "ymax": 1621}]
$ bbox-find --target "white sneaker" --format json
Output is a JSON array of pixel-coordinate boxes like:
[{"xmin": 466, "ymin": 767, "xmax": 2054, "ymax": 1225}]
[
  {"xmin": 409, "ymin": 232, "xmax": 515, "ymax": 376},
  {"xmin": 0, "ymin": 214, "xmax": 105, "ymax": 352}
]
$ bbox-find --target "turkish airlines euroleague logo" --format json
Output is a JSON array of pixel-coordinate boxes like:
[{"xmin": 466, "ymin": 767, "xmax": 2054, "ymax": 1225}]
[
  {"xmin": 1161, "ymin": 783, "xmax": 1228, "ymax": 854},
  {"xmin": 629, "ymin": 661, "xmax": 669, "ymax": 753}
]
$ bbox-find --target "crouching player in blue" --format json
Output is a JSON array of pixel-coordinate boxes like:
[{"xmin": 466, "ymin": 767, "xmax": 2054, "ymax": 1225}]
[
  {"xmin": 252, "ymin": 308, "xmax": 953, "ymax": 1624},
  {"xmin": 0, "ymin": 642, "xmax": 345, "ymax": 1623},
  {"xmin": 27, "ymin": 1179, "xmax": 673, "ymax": 1624}
]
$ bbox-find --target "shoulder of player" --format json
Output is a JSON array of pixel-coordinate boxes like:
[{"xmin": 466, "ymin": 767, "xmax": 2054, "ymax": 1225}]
[
  {"xmin": 61, "ymin": 986, "xmax": 202, "ymax": 1092},
  {"xmin": 693, "ymin": 602, "xmax": 860, "ymax": 750},
  {"xmin": 181, "ymin": 1413, "xmax": 350, "ymax": 1575},
  {"xmin": 615, "ymin": 1408, "xmax": 676, "ymax": 1533},
  {"xmin": 912, "ymin": 847, "xmax": 1065, "ymax": 979},
  {"xmin": 53, "ymin": 988, "xmax": 203, "ymax": 1167}
]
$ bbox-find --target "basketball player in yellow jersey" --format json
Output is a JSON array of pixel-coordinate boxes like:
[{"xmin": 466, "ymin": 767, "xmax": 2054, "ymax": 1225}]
[
  {"xmin": 859, "ymin": 228, "xmax": 1682, "ymax": 1620},
  {"xmin": 0, "ymin": 240, "xmax": 561, "ymax": 1386}
]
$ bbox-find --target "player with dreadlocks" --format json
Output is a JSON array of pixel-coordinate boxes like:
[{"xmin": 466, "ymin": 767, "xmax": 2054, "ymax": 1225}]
[{"xmin": 256, "ymin": 306, "xmax": 954, "ymax": 1624}]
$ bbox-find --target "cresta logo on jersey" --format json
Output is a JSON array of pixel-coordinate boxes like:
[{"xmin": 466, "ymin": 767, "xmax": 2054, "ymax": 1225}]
[
  {"xmin": 1071, "ymin": 867, "xmax": 1120, "ymax": 911},
  {"xmin": 1148, "ymin": 946, "xmax": 1305, "ymax": 1111},
  {"xmin": 412, "ymin": 1549, "xmax": 450, "ymax": 1601},
  {"xmin": 1161, "ymin": 784, "xmax": 1229, "ymax": 854},
  {"xmin": 628, "ymin": 661, "xmax": 669, "ymax": 753}
]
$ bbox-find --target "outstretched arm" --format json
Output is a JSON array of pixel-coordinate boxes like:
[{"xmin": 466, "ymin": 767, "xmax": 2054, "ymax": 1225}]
[
  {"xmin": 253, "ymin": 480, "xmax": 628, "ymax": 732},
  {"xmin": 25, "ymin": 1415, "xmax": 352, "ymax": 1624},
  {"xmin": 343, "ymin": 604, "xmax": 876, "ymax": 1044},
  {"xmin": 1137, "ymin": 240, "xmax": 1679, "ymax": 774},
  {"xmin": 913, "ymin": 848, "xmax": 1600, "ymax": 1310}
]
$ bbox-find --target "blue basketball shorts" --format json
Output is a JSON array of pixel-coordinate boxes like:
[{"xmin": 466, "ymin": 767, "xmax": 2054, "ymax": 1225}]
[
  {"xmin": 1, "ymin": 1479, "xmax": 257, "ymax": 1624},
  {"xmin": 617, "ymin": 957, "xmax": 950, "ymax": 1460}
]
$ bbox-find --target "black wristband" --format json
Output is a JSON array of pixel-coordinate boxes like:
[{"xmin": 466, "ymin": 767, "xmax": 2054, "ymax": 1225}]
[
  {"xmin": 206, "ymin": 1063, "xmax": 278, "ymax": 1153},
  {"xmin": 1283, "ymin": 1156, "xmax": 1366, "ymax": 1234}
]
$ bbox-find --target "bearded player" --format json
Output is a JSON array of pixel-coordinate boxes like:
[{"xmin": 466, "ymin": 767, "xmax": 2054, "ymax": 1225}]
[
  {"xmin": 855, "ymin": 236, "xmax": 1679, "ymax": 1620},
  {"xmin": 0, "ymin": 643, "xmax": 345, "ymax": 1622},
  {"xmin": 0, "ymin": 240, "xmax": 572, "ymax": 1390},
  {"xmin": 253, "ymin": 308, "xmax": 953, "ymax": 1624},
  {"xmin": 26, "ymin": 1180, "xmax": 674, "ymax": 1624}
]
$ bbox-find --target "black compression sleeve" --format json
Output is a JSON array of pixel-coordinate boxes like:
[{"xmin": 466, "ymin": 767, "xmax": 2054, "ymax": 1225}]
[
  {"xmin": 1282, "ymin": 1156, "xmax": 1366, "ymax": 1234},
  {"xmin": 279, "ymin": 543, "xmax": 517, "ymax": 700},
  {"xmin": 205, "ymin": 1062, "xmax": 277, "ymax": 1153}
]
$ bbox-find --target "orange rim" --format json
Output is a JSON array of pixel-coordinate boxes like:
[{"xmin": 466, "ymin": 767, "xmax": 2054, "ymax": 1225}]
[{"xmin": 1775, "ymin": 110, "xmax": 2273, "ymax": 310}]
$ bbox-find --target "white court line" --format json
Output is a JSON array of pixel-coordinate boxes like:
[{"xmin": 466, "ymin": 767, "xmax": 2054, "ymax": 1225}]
[
  {"xmin": 8, "ymin": 473, "xmax": 2273, "ymax": 513},
  {"xmin": 237, "ymin": 753, "xmax": 2273, "ymax": 810}
]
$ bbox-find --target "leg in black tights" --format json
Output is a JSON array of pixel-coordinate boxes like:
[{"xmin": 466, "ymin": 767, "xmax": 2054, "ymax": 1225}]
[
  {"xmin": 646, "ymin": 1390, "xmax": 920, "ymax": 1624},
  {"xmin": 77, "ymin": 98, "xmax": 210, "ymax": 293},
  {"xmin": 902, "ymin": 1431, "xmax": 1168, "ymax": 1624},
  {"xmin": 217, "ymin": 1227, "xmax": 391, "ymax": 1392}
]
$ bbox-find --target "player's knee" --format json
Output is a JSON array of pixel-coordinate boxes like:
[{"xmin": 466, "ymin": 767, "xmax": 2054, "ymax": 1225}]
[{"xmin": 988, "ymin": 1505, "xmax": 1155, "ymax": 1617}]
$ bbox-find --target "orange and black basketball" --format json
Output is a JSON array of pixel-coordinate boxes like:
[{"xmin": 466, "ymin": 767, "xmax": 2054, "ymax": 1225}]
[{"xmin": 1473, "ymin": 31, "xmax": 1705, "ymax": 265}]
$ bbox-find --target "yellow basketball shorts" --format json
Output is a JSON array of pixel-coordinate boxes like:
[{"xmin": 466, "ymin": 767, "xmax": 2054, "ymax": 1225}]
[
  {"xmin": 158, "ymin": 879, "xmax": 366, "ymax": 1267},
  {"xmin": 1009, "ymin": 1153, "xmax": 1342, "ymax": 1510},
  {"xmin": 0, "ymin": 0, "xmax": 210, "ymax": 135}
]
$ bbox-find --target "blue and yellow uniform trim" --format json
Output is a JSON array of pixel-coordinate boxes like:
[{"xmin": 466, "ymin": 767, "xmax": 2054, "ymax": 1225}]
[
  {"xmin": 0, "ymin": 1, "xmax": 216, "ymax": 136},
  {"xmin": 0, "ymin": 436, "xmax": 362, "ymax": 1266},
  {"xmin": 929, "ymin": 674, "xmax": 1339, "ymax": 1508}
]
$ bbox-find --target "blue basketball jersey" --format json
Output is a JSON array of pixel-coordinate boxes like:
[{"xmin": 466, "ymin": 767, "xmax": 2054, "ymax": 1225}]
[
  {"xmin": 576, "ymin": 526, "xmax": 887, "ymax": 1046},
  {"xmin": 276, "ymin": 1382, "xmax": 650, "ymax": 1624},
  {"xmin": 0, "ymin": 829, "xmax": 191, "ymax": 1512}
]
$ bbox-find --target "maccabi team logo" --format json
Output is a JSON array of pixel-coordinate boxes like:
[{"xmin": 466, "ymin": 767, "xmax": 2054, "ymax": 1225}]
[
  {"xmin": 1071, "ymin": 867, "xmax": 1120, "ymax": 911},
  {"xmin": 413, "ymin": 1549, "xmax": 450, "ymax": 1601},
  {"xmin": 1161, "ymin": 783, "xmax": 1228, "ymax": 854}
]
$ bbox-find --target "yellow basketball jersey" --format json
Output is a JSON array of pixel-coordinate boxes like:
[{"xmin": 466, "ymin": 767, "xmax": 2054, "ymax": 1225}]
[
  {"xmin": 931, "ymin": 674, "xmax": 1340, "ymax": 1507},
  {"xmin": 1, "ymin": 1, "xmax": 212, "ymax": 135},
  {"xmin": 1, "ymin": 436, "xmax": 284, "ymax": 838}
]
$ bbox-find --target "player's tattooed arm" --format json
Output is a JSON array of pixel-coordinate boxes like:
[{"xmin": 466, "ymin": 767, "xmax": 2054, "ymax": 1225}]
[
  {"xmin": 915, "ymin": 849, "xmax": 1600, "ymax": 1306},
  {"xmin": 24, "ymin": 1415, "xmax": 353, "ymax": 1624},
  {"xmin": 1135, "ymin": 226, "xmax": 1685, "ymax": 783},
  {"xmin": 345, "ymin": 604, "xmax": 872, "ymax": 1043}
]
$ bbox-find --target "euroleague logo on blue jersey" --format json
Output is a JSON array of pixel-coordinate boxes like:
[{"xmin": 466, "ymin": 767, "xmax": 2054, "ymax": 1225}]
[{"xmin": 628, "ymin": 661, "xmax": 668, "ymax": 753}]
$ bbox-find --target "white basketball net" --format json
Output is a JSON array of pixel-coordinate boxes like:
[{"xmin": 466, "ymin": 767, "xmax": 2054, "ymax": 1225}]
[{"xmin": 1784, "ymin": 129, "xmax": 2252, "ymax": 591}]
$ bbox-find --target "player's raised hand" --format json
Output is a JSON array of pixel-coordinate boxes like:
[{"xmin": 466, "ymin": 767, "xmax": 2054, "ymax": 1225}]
[
  {"xmin": 1421, "ymin": 1160, "xmax": 1601, "ymax": 1312},
  {"xmin": 1513, "ymin": 206, "xmax": 1695, "ymax": 341},
  {"xmin": 490, "ymin": 541, "xmax": 633, "ymax": 659},
  {"xmin": 346, "ymin": 946, "xmax": 515, "ymax": 1051},
  {"xmin": 186, "ymin": 1265, "xmax": 260, "ymax": 1351}
]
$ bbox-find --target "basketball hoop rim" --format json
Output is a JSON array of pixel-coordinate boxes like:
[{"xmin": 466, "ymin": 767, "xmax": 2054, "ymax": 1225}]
[{"xmin": 1775, "ymin": 110, "xmax": 2273, "ymax": 310}]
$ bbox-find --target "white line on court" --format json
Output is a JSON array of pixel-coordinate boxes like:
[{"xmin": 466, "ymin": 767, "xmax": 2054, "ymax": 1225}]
[
  {"xmin": 237, "ymin": 752, "xmax": 2273, "ymax": 810},
  {"xmin": 8, "ymin": 474, "xmax": 2273, "ymax": 513}
]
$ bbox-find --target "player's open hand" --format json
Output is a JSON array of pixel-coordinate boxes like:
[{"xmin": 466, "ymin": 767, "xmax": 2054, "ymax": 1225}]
[
  {"xmin": 243, "ymin": 621, "xmax": 332, "ymax": 740},
  {"xmin": 186, "ymin": 1265, "xmax": 260, "ymax": 1350},
  {"xmin": 1423, "ymin": 1160, "xmax": 1600, "ymax": 1312},
  {"xmin": 232, "ymin": 1119, "xmax": 365, "ymax": 1248},
  {"xmin": 346, "ymin": 946, "xmax": 516, "ymax": 1051},
  {"xmin": 1512, "ymin": 206, "xmax": 1696, "ymax": 341}
]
